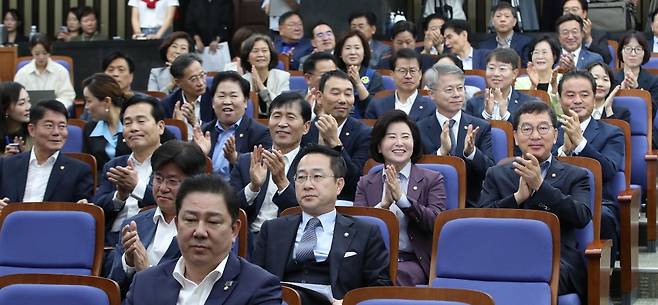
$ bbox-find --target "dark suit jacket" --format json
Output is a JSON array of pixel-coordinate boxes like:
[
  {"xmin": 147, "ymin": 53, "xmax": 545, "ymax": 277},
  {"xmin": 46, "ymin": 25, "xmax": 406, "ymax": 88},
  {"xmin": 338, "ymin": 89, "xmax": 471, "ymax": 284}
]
[
  {"xmin": 647, "ymin": 33, "xmax": 658, "ymax": 53},
  {"xmin": 161, "ymin": 87, "xmax": 215, "ymax": 124},
  {"xmin": 365, "ymin": 93, "xmax": 436, "ymax": 122},
  {"xmin": 301, "ymin": 117, "xmax": 371, "ymax": 201},
  {"xmin": 230, "ymin": 150, "xmax": 301, "ymax": 226},
  {"xmin": 471, "ymin": 48, "xmax": 490, "ymax": 70},
  {"xmin": 107, "ymin": 209, "xmax": 180, "ymax": 295},
  {"xmin": 252, "ymin": 213, "xmax": 392, "ymax": 299},
  {"xmin": 573, "ymin": 48, "xmax": 604, "ymax": 70},
  {"xmin": 124, "ymin": 253, "xmax": 282, "ymax": 305},
  {"xmin": 354, "ymin": 165, "xmax": 447, "ymax": 276},
  {"xmin": 465, "ymin": 89, "xmax": 537, "ymax": 122},
  {"xmin": 477, "ymin": 32, "xmax": 533, "ymax": 66},
  {"xmin": 587, "ymin": 29, "xmax": 612, "ymax": 65},
  {"xmin": 477, "ymin": 159, "xmax": 591, "ymax": 299},
  {"xmin": 203, "ymin": 116, "xmax": 272, "ymax": 172},
  {"xmin": 92, "ymin": 155, "xmax": 155, "ymax": 245},
  {"xmin": 274, "ymin": 37, "xmax": 313, "ymax": 70},
  {"xmin": 0, "ymin": 151, "xmax": 93, "ymax": 202},
  {"xmin": 416, "ymin": 112, "xmax": 494, "ymax": 207},
  {"xmin": 613, "ymin": 68, "xmax": 658, "ymax": 116}
]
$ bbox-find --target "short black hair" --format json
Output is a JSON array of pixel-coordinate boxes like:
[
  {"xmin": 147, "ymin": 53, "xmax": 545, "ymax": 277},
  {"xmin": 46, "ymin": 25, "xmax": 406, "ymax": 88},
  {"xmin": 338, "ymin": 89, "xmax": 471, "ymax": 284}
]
[
  {"xmin": 618, "ymin": 31, "xmax": 651, "ymax": 65},
  {"xmin": 370, "ymin": 110, "xmax": 422, "ymax": 163},
  {"xmin": 170, "ymin": 53, "xmax": 203, "ymax": 79},
  {"xmin": 391, "ymin": 48, "xmax": 421, "ymax": 70},
  {"xmin": 441, "ymin": 19, "xmax": 471, "ymax": 37},
  {"xmin": 299, "ymin": 144, "xmax": 347, "ymax": 178},
  {"xmin": 175, "ymin": 174, "xmax": 240, "ymax": 224},
  {"xmin": 3, "ymin": 9, "xmax": 23, "ymax": 27},
  {"xmin": 159, "ymin": 31, "xmax": 193, "ymax": 63},
  {"xmin": 555, "ymin": 14, "xmax": 584, "ymax": 32},
  {"xmin": 102, "ymin": 52, "xmax": 135, "ymax": 73},
  {"xmin": 240, "ymin": 34, "xmax": 278, "ymax": 73},
  {"xmin": 269, "ymin": 91, "xmax": 312, "ymax": 123},
  {"xmin": 210, "ymin": 71, "xmax": 251, "ymax": 100},
  {"xmin": 561, "ymin": 0, "xmax": 588, "ymax": 12},
  {"xmin": 435, "ymin": 53, "xmax": 464, "ymax": 70},
  {"xmin": 527, "ymin": 35, "xmax": 561, "ymax": 66},
  {"xmin": 422, "ymin": 13, "xmax": 447, "ymax": 32},
  {"xmin": 302, "ymin": 52, "xmax": 337, "ymax": 74},
  {"xmin": 335, "ymin": 30, "xmax": 371, "ymax": 70},
  {"xmin": 29, "ymin": 33, "xmax": 51, "ymax": 53},
  {"xmin": 120, "ymin": 94, "xmax": 165, "ymax": 123},
  {"xmin": 348, "ymin": 11, "xmax": 376, "ymax": 26},
  {"xmin": 152, "ymin": 140, "xmax": 207, "ymax": 176},
  {"xmin": 318, "ymin": 69, "xmax": 354, "ymax": 93},
  {"xmin": 311, "ymin": 21, "xmax": 332, "ymax": 37},
  {"xmin": 29, "ymin": 100, "xmax": 68, "ymax": 124},
  {"xmin": 651, "ymin": 7, "xmax": 658, "ymax": 22},
  {"xmin": 392, "ymin": 20, "xmax": 417, "ymax": 40},
  {"xmin": 278, "ymin": 11, "xmax": 302, "ymax": 26},
  {"xmin": 78, "ymin": 6, "xmax": 98, "ymax": 25},
  {"xmin": 491, "ymin": 1, "xmax": 517, "ymax": 17},
  {"xmin": 585, "ymin": 61, "xmax": 616, "ymax": 99},
  {"xmin": 512, "ymin": 101, "xmax": 557, "ymax": 131},
  {"xmin": 486, "ymin": 47, "xmax": 521, "ymax": 69},
  {"xmin": 557, "ymin": 69, "xmax": 596, "ymax": 96}
]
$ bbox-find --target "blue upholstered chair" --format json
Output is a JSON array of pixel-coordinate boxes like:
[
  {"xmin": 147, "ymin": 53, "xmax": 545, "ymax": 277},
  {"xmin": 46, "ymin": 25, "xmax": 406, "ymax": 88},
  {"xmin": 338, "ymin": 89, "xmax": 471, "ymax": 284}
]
[
  {"xmin": 290, "ymin": 76, "xmax": 308, "ymax": 93},
  {"xmin": 0, "ymin": 274, "xmax": 120, "ymax": 305},
  {"xmin": 231, "ymin": 209, "xmax": 248, "ymax": 258},
  {"xmin": 382, "ymin": 75, "xmax": 396, "ymax": 90},
  {"xmin": 429, "ymin": 208, "xmax": 560, "ymax": 305},
  {"xmin": 490, "ymin": 120, "xmax": 514, "ymax": 163},
  {"xmin": 63, "ymin": 124, "xmax": 83, "ymax": 153},
  {"xmin": 0, "ymin": 203, "xmax": 104, "ymax": 276},
  {"xmin": 641, "ymin": 57, "xmax": 658, "ymax": 69},
  {"xmin": 343, "ymin": 287, "xmax": 494, "ymax": 305},
  {"xmin": 163, "ymin": 118, "xmax": 187, "ymax": 141},
  {"xmin": 464, "ymin": 69, "xmax": 486, "ymax": 91}
]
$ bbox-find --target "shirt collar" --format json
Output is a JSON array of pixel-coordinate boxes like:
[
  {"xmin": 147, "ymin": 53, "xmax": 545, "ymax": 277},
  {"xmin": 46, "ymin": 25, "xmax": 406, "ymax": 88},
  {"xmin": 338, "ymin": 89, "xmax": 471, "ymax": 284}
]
[
  {"xmin": 129, "ymin": 153, "xmax": 152, "ymax": 167},
  {"xmin": 281, "ymin": 145, "xmax": 301, "ymax": 164},
  {"xmin": 153, "ymin": 206, "xmax": 176, "ymax": 224},
  {"xmin": 592, "ymin": 104, "xmax": 605, "ymax": 119},
  {"xmin": 172, "ymin": 254, "xmax": 229, "ymax": 288},
  {"xmin": 181, "ymin": 92, "xmax": 202, "ymax": 105},
  {"xmin": 394, "ymin": 90, "xmax": 418, "ymax": 105},
  {"xmin": 301, "ymin": 209, "xmax": 337, "ymax": 233},
  {"xmin": 580, "ymin": 116, "xmax": 592, "ymax": 132},
  {"xmin": 26, "ymin": 58, "xmax": 56, "ymax": 74},
  {"xmin": 29, "ymin": 147, "xmax": 59, "ymax": 166},
  {"xmin": 90, "ymin": 120, "xmax": 124, "ymax": 137},
  {"xmin": 435, "ymin": 109, "xmax": 462, "ymax": 128},
  {"xmin": 496, "ymin": 32, "xmax": 514, "ymax": 47},
  {"xmin": 337, "ymin": 118, "xmax": 348, "ymax": 136},
  {"xmin": 215, "ymin": 117, "xmax": 242, "ymax": 133}
]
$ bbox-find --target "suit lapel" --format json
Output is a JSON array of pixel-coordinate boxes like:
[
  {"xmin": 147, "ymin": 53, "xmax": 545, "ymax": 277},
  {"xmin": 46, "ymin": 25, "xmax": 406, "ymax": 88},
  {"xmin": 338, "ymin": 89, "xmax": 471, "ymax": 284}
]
[
  {"xmin": 138, "ymin": 211, "xmax": 158, "ymax": 248},
  {"xmin": 14, "ymin": 153, "xmax": 30, "ymax": 201},
  {"xmin": 544, "ymin": 159, "xmax": 565, "ymax": 186},
  {"xmin": 160, "ymin": 237, "xmax": 180, "ymax": 263},
  {"xmin": 456, "ymin": 115, "xmax": 468, "ymax": 155},
  {"xmin": 208, "ymin": 120, "xmax": 219, "ymax": 157},
  {"xmin": 583, "ymin": 119, "xmax": 599, "ymax": 144},
  {"xmin": 329, "ymin": 214, "xmax": 355, "ymax": 287},
  {"xmin": 408, "ymin": 95, "xmax": 425, "ymax": 120},
  {"xmin": 160, "ymin": 261, "xmax": 183, "ymax": 304},
  {"xmin": 406, "ymin": 165, "xmax": 424, "ymax": 203},
  {"xmin": 234, "ymin": 116, "xmax": 250, "ymax": 152},
  {"xmin": 426, "ymin": 117, "xmax": 442, "ymax": 152},
  {"xmin": 366, "ymin": 172, "xmax": 385, "ymax": 205},
  {"xmin": 509, "ymin": 90, "xmax": 520, "ymax": 112},
  {"xmin": 205, "ymin": 254, "xmax": 241, "ymax": 305},
  {"xmin": 274, "ymin": 215, "xmax": 301, "ymax": 278},
  {"xmin": 43, "ymin": 153, "xmax": 66, "ymax": 201},
  {"xmin": 339, "ymin": 118, "xmax": 355, "ymax": 149}
]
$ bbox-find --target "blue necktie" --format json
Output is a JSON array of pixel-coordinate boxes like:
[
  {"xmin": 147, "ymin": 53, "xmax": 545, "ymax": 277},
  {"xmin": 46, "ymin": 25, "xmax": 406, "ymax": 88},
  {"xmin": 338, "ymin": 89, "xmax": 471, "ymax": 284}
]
[{"xmin": 296, "ymin": 218, "xmax": 321, "ymax": 262}]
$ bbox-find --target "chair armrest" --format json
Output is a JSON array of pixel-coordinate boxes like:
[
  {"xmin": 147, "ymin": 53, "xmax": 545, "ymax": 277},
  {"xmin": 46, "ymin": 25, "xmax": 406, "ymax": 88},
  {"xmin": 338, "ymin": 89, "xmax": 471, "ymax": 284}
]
[
  {"xmin": 616, "ymin": 187, "xmax": 641, "ymax": 295},
  {"xmin": 585, "ymin": 239, "xmax": 612, "ymax": 305}
]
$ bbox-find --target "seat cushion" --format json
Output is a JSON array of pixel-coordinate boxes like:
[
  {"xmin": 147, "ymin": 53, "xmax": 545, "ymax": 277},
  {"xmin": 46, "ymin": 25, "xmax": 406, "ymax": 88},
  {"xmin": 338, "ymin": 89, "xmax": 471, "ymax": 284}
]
[
  {"xmin": 557, "ymin": 293, "xmax": 581, "ymax": 305},
  {"xmin": 432, "ymin": 278, "xmax": 551, "ymax": 305},
  {"xmin": 358, "ymin": 300, "xmax": 469, "ymax": 305},
  {"xmin": 0, "ymin": 283, "xmax": 109, "ymax": 305}
]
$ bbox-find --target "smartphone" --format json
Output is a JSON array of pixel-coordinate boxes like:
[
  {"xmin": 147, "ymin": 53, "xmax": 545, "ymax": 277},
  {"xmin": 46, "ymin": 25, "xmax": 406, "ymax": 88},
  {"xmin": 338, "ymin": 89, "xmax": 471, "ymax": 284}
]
[
  {"xmin": 6, "ymin": 143, "xmax": 20, "ymax": 152},
  {"xmin": 60, "ymin": 26, "xmax": 68, "ymax": 33}
]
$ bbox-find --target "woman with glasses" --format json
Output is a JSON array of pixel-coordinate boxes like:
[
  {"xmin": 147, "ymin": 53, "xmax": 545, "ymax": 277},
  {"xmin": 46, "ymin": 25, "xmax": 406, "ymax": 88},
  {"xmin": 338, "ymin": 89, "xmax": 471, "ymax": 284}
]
[
  {"xmin": 240, "ymin": 34, "xmax": 290, "ymax": 116},
  {"xmin": 586, "ymin": 62, "xmax": 630, "ymax": 123},
  {"xmin": 0, "ymin": 81, "xmax": 31, "ymax": 156},
  {"xmin": 355, "ymin": 110, "xmax": 447, "ymax": 286},
  {"xmin": 615, "ymin": 32, "xmax": 658, "ymax": 121}
]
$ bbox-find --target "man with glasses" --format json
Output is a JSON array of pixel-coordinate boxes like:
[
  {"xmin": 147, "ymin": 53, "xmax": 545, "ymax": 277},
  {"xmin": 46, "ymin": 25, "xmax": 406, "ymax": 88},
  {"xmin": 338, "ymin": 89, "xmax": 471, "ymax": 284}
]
[
  {"xmin": 253, "ymin": 144, "xmax": 391, "ymax": 305},
  {"xmin": 478, "ymin": 101, "xmax": 591, "ymax": 303},
  {"xmin": 274, "ymin": 11, "xmax": 313, "ymax": 70},
  {"xmin": 560, "ymin": 0, "xmax": 611, "ymax": 64},
  {"xmin": 107, "ymin": 140, "xmax": 207, "ymax": 295},
  {"xmin": 366, "ymin": 48, "xmax": 435, "ymax": 121},
  {"xmin": 417, "ymin": 64, "xmax": 494, "ymax": 207},
  {"xmin": 299, "ymin": 22, "xmax": 336, "ymax": 70},
  {"xmin": 162, "ymin": 53, "xmax": 215, "ymax": 140},
  {"xmin": 555, "ymin": 14, "xmax": 603, "ymax": 70}
]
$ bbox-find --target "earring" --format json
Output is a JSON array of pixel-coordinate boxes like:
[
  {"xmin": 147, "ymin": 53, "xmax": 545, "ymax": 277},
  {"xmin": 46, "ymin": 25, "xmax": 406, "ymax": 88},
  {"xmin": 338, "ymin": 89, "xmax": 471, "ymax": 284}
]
[{"xmin": 105, "ymin": 108, "xmax": 110, "ymax": 112}]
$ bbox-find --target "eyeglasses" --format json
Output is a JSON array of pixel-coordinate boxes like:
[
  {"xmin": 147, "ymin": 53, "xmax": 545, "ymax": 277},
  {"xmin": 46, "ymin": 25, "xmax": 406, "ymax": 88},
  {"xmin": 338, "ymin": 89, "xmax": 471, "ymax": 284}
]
[
  {"xmin": 518, "ymin": 123, "xmax": 554, "ymax": 136},
  {"xmin": 394, "ymin": 68, "xmax": 419, "ymax": 77},
  {"xmin": 622, "ymin": 46, "xmax": 644, "ymax": 55},
  {"xmin": 562, "ymin": 8, "xmax": 581, "ymax": 15},
  {"xmin": 187, "ymin": 71, "xmax": 207, "ymax": 84},
  {"xmin": 315, "ymin": 31, "xmax": 334, "ymax": 39},
  {"xmin": 558, "ymin": 29, "xmax": 581, "ymax": 37},
  {"xmin": 531, "ymin": 50, "xmax": 551, "ymax": 57},
  {"xmin": 153, "ymin": 175, "xmax": 183, "ymax": 188},
  {"xmin": 294, "ymin": 174, "xmax": 335, "ymax": 184}
]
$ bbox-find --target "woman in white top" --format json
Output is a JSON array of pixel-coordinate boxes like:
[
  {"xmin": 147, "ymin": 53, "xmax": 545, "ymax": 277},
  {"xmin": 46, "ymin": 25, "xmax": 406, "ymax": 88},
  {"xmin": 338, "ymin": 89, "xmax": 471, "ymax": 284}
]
[
  {"xmin": 13, "ymin": 34, "xmax": 75, "ymax": 109},
  {"xmin": 514, "ymin": 35, "xmax": 562, "ymax": 114},
  {"xmin": 128, "ymin": 0, "xmax": 179, "ymax": 39},
  {"xmin": 148, "ymin": 31, "xmax": 192, "ymax": 93},
  {"xmin": 240, "ymin": 34, "xmax": 290, "ymax": 116},
  {"xmin": 423, "ymin": 0, "xmax": 466, "ymax": 20}
]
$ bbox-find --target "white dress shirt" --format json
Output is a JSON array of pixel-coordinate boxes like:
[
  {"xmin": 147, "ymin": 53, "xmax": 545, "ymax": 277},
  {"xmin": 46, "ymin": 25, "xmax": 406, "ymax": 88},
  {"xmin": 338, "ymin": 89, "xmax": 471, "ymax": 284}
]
[
  {"xmin": 434, "ymin": 111, "xmax": 476, "ymax": 160},
  {"xmin": 653, "ymin": 36, "xmax": 658, "ymax": 53},
  {"xmin": 394, "ymin": 90, "xmax": 418, "ymax": 115},
  {"xmin": 293, "ymin": 209, "xmax": 337, "ymax": 262},
  {"xmin": 122, "ymin": 207, "xmax": 177, "ymax": 275},
  {"xmin": 245, "ymin": 146, "xmax": 300, "ymax": 232},
  {"xmin": 111, "ymin": 154, "xmax": 153, "ymax": 232},
  {"xmin": 375, "ymin": 162, "xmax": 413, "ymax": 252},
  {"xmin": 557, "ymin": 117, "xmax": 591, "ymax": 156},
  {"xmin": 459, "ymin": 47, "xmax": 474, "ymax": 70},
  {"xmin": 172, "ymin": 255, "xmax": 229, "ymax": 305},
  {"xmin": 181, "ymin": 92, "xmax": 202, "ymax": 141},
  {"xmin": 14, "ymin": 58, "xmax": 75, "ymax": 108},
  {"xmin": 22, "ymin": 149, "xmax": 59, "ymax": 202},
  {"xmin": 592, "ymin": 104, "xmax": 606, "ymax": 120},
  {"xmin": 561, "ymin": 46, "xmax": 582, "ymax": 69},
  {"xmin": 127, "ymin": 0, "xmax": 179, "ymax": 29},
  {"xmin": 481, "ymin": 88, "xmax": 513, "ymax": 121}
]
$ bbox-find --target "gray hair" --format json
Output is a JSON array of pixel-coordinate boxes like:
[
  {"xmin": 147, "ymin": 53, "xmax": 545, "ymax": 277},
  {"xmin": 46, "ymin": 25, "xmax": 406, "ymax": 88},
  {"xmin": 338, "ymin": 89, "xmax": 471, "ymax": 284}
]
[
  {"xmin": 426, "ymin": 64, "xmax": 465, "ymax": 90},
  {"xmin": 170, "ymin": 53, "xmax": 203, "ymax": 79}
]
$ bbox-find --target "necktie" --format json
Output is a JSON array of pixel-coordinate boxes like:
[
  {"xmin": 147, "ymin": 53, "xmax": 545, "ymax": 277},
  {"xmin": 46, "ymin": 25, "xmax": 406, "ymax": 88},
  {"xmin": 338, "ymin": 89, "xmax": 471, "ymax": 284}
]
[
  {"xmin": 296, "ymin": 218, "xmax": 321, "ymax": 262},
  {"xmin": 540, "ymin": 161, "xmax": 551, "ymax": 179},
  {"xmin": 448, "ymin": 119, "xmax": 457, "ymax": 155}
]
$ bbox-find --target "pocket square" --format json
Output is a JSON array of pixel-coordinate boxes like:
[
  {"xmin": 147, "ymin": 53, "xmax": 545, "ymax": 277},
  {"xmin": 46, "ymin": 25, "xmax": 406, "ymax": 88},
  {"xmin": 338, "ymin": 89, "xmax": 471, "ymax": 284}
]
[{"xmin": 344, "ymin": 251, "xmax": 357, "ymax": 258}]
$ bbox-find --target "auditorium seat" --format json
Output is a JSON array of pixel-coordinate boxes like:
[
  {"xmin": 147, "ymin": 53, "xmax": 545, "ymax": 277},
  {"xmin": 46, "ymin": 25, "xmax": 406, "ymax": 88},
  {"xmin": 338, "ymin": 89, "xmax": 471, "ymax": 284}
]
[
  {"xmin": 0, "ymin": 274, "xmax": 120, "ymax": 305},
  {"xmin": 343, "ymin": 286, "xmax": 495, "ymax": 305}
]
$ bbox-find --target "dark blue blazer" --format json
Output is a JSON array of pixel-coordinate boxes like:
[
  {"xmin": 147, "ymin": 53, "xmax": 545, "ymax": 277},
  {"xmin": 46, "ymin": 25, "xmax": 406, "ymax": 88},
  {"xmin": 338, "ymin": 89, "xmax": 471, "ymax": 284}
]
[
  {"xmin": 465, "ymin": 89, "xmax": 537, "ymax": 122},
  {"xmin": 471, "ymin": 48, "xmax": 490, "ymax": 70},
  {"xmin": 478, "ymin": 32, "xmax": 533, "ymax": 66},
  {"xmin": 364, "ymin": 93, "xmax": 436, "ymax": 122},
  {"xmin": 587, "ymin": 29, "xmax": 612, "ymax": 65},
  {"xmin": 416, "ymin": 112, "xmax": 494, "ymax": 207},
  {"xmin": 230, "ymin": 150, "xmax": 301, "ymax": 226},
  {"xmin": 124, "ymin": 253, "xmax": 282, "ymax": 305},
  {"xmin": 477, "ymin": 159, "xmax": 591, "ymax": 299},
  {"xmin": 376, "ymin": 53, "xmax": 439, "ymax": 73},
  {"xmin": 0, "ymin": 151, "xmax": 93, "ymax": 202},
  {"xmin": 252, "ymin": 213, "xmax": 392, "ymax": 300},
  {"xmin": 613, "ymin": 68, "xmax": 658, "ymax": 115},
  {"xmin": 107, "ymin": 208, "xmax": 180, "ymax": 295},
  {"xmin": 203, "ymin": 116, "xmax": 271, "ymax": 171},
  {"xmin": 92, "ymin": 155, "xmax": 155, "ymax": 245},
  {"xmin": 573, "ymin": 48, "xmax": 604, "ymax": 70},
  {"xmin": 162, "ymin": 87, "xmax": 215, "ymax": 124},
  {"xmin": 273, "ymin": 36, "xmax": 313, "ymax": 70},
  {"xmin": 301, "ymin": 117, "xmax": 371, "ymax": 201}
]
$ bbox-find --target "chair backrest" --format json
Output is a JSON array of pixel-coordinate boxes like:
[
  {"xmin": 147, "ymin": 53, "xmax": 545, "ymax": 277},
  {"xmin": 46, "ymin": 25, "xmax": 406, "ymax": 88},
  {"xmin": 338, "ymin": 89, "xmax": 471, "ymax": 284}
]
[
  {"xmin": 613, "ymin": 89, "xmax": 653, "ymax": 188},
  {"xmin": 163, "ymin": 118, "xmax": 188, "ymax": 141},
  {"xmin": 64, "ymin": 152, "xmax": 98, "ymax": 194},
  {"xmin": 289, "ymin": 76, "xmax": 307, "ymax": 93},
  {"xmin": 382, "ymin": 75, "xmax": 396, "ymax": 90},
  {"xmin": 343, "ymin": 287, "xmax": 495, "ymax": 305},
  {"xmin": 282, "ymin": 285, "xmax": 302, "ymax": 305},
  {"xmin": 361, "ymin": 119, "xmax": 377, "ymax": 127},
  {"xmin": 363, "ymin": 155, "xmax": 466, "ymax": 210},
  {"xmin": 0, "ymin": 203, "xmax": 105, "ymax": 276},
  {"xmin": 17, "ymin": 55, "xmax": 75, "ymax": 83},
  {"xmin": 145, "ymin": 91, "xmax": 167, "ymax": 100},
  {"xmin": 249, "ymin": 91, "xmax": 260, "ymax": 118},
  {"xmin": 607, "ymin": 40, "xmax": 618, "ymax": 69},
  {"xmin": 517, "ymin": 89, "xmax": 551, "ymax": 104},
  {"xmin": 602, "ymin": 119, "xmax": 632, "ymax": 187},
  {"xmin": 489, "ymin": 120, "xmax": 514, "ymax": 163},
  {"xmin": 464, "ymin": 75, "xmax": 486, "ymax": 91},
  {"xmin": 278, "ymin": 54, "xmax": 290, "ymax": 71},
  {"xmin": 280, "ymin": 205, "xmax": 399, "ymax": 282},
  {"xmin": 63, "ymin": 124, "xmax": 83, "ymax": 153},
  {"xmin": 377, "ymin": 69, "xmax": 394, "ymax": 76},
  {"xmin": 230, "ymin": 209, "xmax": 248, "ymax": 258},
  {"xmin": 0, "ymin": 274, "xmax": 120, "ymax": 305},
  {"xmin": 641, "ymin": 56, "xmax": 658, "ymax": 69},
  {"xmin": 374, "ymin": 89, "xmax": 393, "ymax": 99},
  {"xmin": 429, "ymin": 208, "xmax": 560, "ymax": 305}
]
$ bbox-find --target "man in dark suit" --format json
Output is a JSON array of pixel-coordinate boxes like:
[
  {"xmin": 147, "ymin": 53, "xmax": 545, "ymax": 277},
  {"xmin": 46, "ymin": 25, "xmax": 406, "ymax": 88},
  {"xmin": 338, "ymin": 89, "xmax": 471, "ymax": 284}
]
[
  {"xmin": 648, "ymin": 8, "xmax": 658, "ymax": 52},
  {"xmin": 124, "ymin": 174, "xmax": 281, "ymax": 305},
  {"xmin": 93, "ymin": 95, "xmax": 165, "ymax": 246},
  {"xmin": 0, "ymin": 100, "xmax": 93, "ymax": 210},
  {"xmin": 441, "ymin": 20, "xmax": 489, "ymax": 70},
  {"xmin": 554, "ymin": 70, "xmax": 624, "ymax": 264},
  {"xmin": 556, "ymin": 14, "xmax": 604, "ymax": 70},
  {"xmin": 478, "ymin": 2, "xmax": 533, "ymax": 66},
  {"xmin": 478, "ymin": 101, "xmax": 591, "ymax": 302},
  {"xmin": 230, "ymin": 92, "xmax": 310, "ymax": 235},
  {"xmin": 192, "ymin": 71, "xmax": 271, "ymax": 178},
  {"xmin": 301, "ymin": 70, "xmax": 372, "ymax": 201},
  {"xmin": 253, "ymin": 144, "xmax": 391, "ymax": 304},
  {"xmin": 366, "ymin": 48, "xmax": 436, "ymax": 122},
  {"xmin": 274, "ymin": 11, "xmax": 313, "ymax": 70},
  {"xmin": 107, "ymin": 140, "xmax": 208, "ymax": 295},
  {"xmin": 302, "ymin": 52, "xmax": 338, "ymax": 121},
  {"xmin": 465, "ymin": 48, "xmax": 537, "ymax": 122},
  {"xmin": 417, "ymin": 64, "xmax": 494, "ymax": 207},
  {"xmin": 561, "ymin": 0, "xmax": 612, "ymax": 64},
  {"xmin": 375, "ymin": 21, "xmax": 438, "ymax": 73},
  {"xmin": 161, "ymin": 53, "xmax": 215, "ymax": 140}
]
